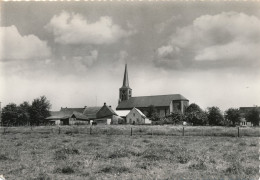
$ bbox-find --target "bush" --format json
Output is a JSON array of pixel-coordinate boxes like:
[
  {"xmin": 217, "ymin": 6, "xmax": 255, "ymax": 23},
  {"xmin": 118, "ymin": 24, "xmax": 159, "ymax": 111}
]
[
  {"xmin": 55, "ymin": 166, "xmax": 75, "ymax": 174},
  {"xmin": 54, "ymin": 147, "xmax": 80, "ymax": 160},
  {"xmin": 98, "ymin": 165, "xmax": 131, "ymax": 174},
  {"xmin": 189, "ymin": 160, "xmax": 207, "ymax": 170},
  {"xmin": 0, "ymin": 154, "xmax": 9, "ymax": 161}
]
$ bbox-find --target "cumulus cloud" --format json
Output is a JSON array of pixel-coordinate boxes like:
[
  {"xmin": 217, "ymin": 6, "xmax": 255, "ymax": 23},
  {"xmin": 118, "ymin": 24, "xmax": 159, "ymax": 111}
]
[
  {"xmin": 72, "ymin": 50, "xmax": 98, "ymax": 67},
  {"xmin": 156, "ymin": 15, "xmax": 181, "ymax": 33},
  {"xmin": 0, "ymin": 25, "xmax": 51, "ymax": 60},
  {"xmin": 45, "ymin": 11, "xmax": 134, "ymax": 45},
  {"xmin": 156, "ymin": 12, "xmax": 260, "ymax": 68}
]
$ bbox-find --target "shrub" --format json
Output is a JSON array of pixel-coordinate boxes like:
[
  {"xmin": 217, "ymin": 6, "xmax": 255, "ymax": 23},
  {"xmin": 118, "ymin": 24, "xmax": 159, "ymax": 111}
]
[
  {"xmin": 189, "ymin": 160, "xmax": 207, "ymax": 170},
  {"xmin": 244, "ymin": 166, "xmax": 258, "ymax": 175},
  {"xmin": 107, "ymin": 149, "xmax": 129, "ymax": 159},
  {"xmin": 54, "ymin": 147, "xmax": 80, "ymax": 160},
  {"xmin": 98, "ymin": 165, "xmax": 131, "ymax": 174},
  {"xmin": 0, "ymin": 154, "xmax": 9, "ymax": 161},
  {"xmin": 33, "ymin": 172, "xmax": 51, "ymax": 180},
  {"xmin": 225, "ymin": 161, "xmax": 242, "ymax": 174},
  {"xmin": 142, "ymin": 139, "xmax": 150, "ymax": 143},
  {"xmin": 55, "ymin": 166, "xmax": 75, "ymax": 174}
]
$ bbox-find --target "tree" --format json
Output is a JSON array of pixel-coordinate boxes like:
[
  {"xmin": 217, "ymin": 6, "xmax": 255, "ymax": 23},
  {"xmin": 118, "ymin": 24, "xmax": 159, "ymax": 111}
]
[
  {"xmin": 2, "ymin": 103, "xmax": 19, "ymax": 126},
  {"xmin": 165, "ymin": 111, "xmax": 186, "ymax": 124},
  {"xmin": 224, "ymin": 108, "xmax": 241, "ymax": 126},
  {"xmin": 18, "ymin": 101, "xmax": 31, "ymax": 125},
  {"xmin": 245, "ymin": 107, "xmax": 260, "ymax": 126},
  {"xmin": 186, "ymin": 103, "xmax": 202, "ymax": 113},
  {"xmin": 207, "ymin": 106, "xmax": 225, "ymax": 126},
  {"xmin": 185, "ymin": 103, "xmax": 208, "ymax": 125},
  {"xmin": 146, "ymin": 105, "xmax": 157, "ymax": 118},
  {"xmin": 146, "ymin": 105, "xmax": 160, "ymax": 121},
  {"xmin": 29, "ymin": 96, "xmax": 51, "ymax": 125}
]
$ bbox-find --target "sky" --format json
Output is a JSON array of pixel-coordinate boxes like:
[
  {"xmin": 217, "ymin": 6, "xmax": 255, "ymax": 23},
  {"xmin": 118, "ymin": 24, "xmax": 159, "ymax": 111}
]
[{"xmin": 0, "ymin": 1, "xmax": 260, "ymax": 112}]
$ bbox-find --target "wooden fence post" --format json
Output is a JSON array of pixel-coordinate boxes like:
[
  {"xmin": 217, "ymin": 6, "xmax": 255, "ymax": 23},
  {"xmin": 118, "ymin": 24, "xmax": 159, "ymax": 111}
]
[
  {"xmin": 238, "ymin": 126, "xmax": 240, "ymax": 137},
  {"xmin": 90, "ymin": 126, "xmax": 92, "ymax": 135},
  {"xmin": 182, "ymin": 127, "xmax": 184, "ymax": 136},
  {"xmin": 131, "ymin": 127, "xmax": 132, "ymax": 136}
]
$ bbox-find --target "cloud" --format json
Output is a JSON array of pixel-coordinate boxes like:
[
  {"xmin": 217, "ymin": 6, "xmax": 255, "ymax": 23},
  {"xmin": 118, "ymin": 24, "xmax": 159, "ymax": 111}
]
[
  {"xmin": 155, "ymin": 15, "xmax": 181, "ymax": 33},
  {"xmin": 72, "ymin": 50, "xmax": 98, "ymax": 67},
  {"xmin": 46, "ymin": 11, "xmax": 134, "ymax": 45},
  {"xmin": 156, "ymin": 12, "xmax": 260, "ymax": 69},
  {"xmin": 0, "ymin": 25, "xmax": 51, "ymax": 60}
]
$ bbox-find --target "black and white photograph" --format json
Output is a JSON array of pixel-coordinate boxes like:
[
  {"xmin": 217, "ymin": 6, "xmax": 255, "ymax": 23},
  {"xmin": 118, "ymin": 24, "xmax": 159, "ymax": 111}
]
[{"xmin": 0, "ymin": 1, "xmax": 259, "ymax": 179}]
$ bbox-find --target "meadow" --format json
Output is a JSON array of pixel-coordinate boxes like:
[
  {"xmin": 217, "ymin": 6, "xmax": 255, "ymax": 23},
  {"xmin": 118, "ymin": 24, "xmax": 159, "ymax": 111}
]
[{"xmin": 0, "ymin": 125, "xmax": 259, "ymax": 180}]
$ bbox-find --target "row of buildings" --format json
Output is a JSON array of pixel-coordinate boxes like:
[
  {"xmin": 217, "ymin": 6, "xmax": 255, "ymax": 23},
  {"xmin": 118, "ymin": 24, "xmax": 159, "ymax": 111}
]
[
  {"xmin": 45, "ymin": 64, "xmax": 259, "ymax": 126},
  {"xmin": 46, "ymin": 64, "xmax": 188, "ymax": 125}
]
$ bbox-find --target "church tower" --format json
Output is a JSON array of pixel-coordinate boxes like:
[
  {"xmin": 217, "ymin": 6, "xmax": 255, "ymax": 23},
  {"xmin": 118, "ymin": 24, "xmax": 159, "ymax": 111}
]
[{"xmin": 119, "ymin": 64, "xmax": 132, "ymax": 103}]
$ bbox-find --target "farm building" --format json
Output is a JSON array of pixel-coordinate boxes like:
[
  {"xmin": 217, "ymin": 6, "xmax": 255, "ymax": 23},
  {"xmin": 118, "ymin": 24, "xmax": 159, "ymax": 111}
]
[
  {"xmin": 126, "ymin": 107, "xmax": 151, "ymax": 125},
  {"xmin": 46, "ymin": 103, "xmax": 122, "ymax": 125},
  {"xmin": 94, "ymin": 103, "xmax": 122, "ymax": 125},
  {"xmin": 116, "ymin": 64, "xmax": 189, "ymax": 117},
  {"xmin": 115, "ymin": 110, "xmax": 130, "ymax": 124},
  {"xmin": 46, "ymin": 106, "xmax": 101, "ymax": 125},
  {"xmin": 240, "ymin": 118, "xmax": 253, "ymax": 127}
]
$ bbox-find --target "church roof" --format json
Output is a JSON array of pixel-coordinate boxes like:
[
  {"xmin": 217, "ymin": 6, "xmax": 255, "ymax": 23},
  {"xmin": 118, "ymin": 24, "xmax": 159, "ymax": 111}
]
[
  {"xmin": 122, "ymin": 64, "xmax": 130, "ymax": 88},
  {"xmin": 116, "ymin": 94, "xmax": 188, "ymax": 110}
]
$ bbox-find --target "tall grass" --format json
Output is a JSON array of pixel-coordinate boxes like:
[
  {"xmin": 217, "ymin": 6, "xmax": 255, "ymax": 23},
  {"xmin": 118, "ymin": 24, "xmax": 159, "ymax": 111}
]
[{"xmin": 0, "ymin": 125, "xmax": 259, "ymax": 137}]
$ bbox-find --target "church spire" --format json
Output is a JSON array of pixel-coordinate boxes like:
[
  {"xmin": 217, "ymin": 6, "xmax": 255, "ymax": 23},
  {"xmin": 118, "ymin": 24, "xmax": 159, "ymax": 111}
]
[
  {"xmin": 119, "ymin": 64, "xmax": 132, "ymax": 103},
  {"xmin": 122, "ymin": 64, "xmax": 130, "ymax": 88}
]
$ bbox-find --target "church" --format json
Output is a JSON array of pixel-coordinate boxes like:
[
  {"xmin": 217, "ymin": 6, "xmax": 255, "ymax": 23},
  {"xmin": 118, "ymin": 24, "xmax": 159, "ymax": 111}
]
[{"xmin": 116, "ymin": 65, "xmax": 189, "ymax": 117}]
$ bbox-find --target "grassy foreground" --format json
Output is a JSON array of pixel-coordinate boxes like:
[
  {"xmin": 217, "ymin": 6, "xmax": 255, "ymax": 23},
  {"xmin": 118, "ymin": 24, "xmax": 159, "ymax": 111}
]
[{"xmin": 0, "ymin": 126, "xmax": 259, "ymax": 180}]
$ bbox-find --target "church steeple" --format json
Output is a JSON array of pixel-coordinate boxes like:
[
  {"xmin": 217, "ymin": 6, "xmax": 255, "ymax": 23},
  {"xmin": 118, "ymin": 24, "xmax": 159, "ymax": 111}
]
[
  {"xmin": 119, "ymin": 64, "xmax": 132, "ymax": 103},
  {"xmin": 122, "ymin": 64, "xmax": 129, "ymax": 88}
]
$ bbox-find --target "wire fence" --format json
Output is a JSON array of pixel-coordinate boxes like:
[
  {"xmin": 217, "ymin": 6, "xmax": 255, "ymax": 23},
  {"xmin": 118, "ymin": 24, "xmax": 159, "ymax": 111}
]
[{"xmin": 0, "ymin": 125, "xmax": 259, "ymax": 137}]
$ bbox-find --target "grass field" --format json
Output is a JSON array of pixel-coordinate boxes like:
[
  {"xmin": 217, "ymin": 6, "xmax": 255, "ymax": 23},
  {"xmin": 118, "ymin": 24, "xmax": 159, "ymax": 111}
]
[{"xmin": 0, "ymin": 125, "xmax": 259, "ymax": 180}]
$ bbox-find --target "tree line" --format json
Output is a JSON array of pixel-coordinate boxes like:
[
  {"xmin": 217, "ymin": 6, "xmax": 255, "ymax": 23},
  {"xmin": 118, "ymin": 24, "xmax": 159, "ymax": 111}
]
[
  {"xmin": 1, "ymin": 96, "xmax": 51, "ymax": 126},
  {"xmin": 147, "ymin": 104, "xmax": 260, "ymax": 126}
]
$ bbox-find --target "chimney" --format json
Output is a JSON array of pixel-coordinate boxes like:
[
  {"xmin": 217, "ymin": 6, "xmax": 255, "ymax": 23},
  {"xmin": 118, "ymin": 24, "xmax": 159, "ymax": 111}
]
[
  {"xmin": 109, "ymin": 106, "xmax": 111, "ymax": 108},
  {"xmin": 104, "ymin": 102, "xmax": 106, "ymax": 106},
  {"xmin": 84, "ymin": 106, "xmax": 87, "ymax": 108}
]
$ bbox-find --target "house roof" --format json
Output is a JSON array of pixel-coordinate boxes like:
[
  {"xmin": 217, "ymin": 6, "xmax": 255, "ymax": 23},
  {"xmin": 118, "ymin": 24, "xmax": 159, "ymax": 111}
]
[
  {"xmin": 71, "ymin": 111, "xmax": 88, "ymax": 120},
  {"xmin": 83, "ymin": 106, "xmax": 102, "ymax": 119},
  {"xmin": 60, "ymin": 107, "xmax": 85, "ymax": 114},
  {"xmin": 46, "ymin": 111, "xmax": 69, "ymax": 120},
  {"xmin": 134, "ymin": 107, "xmax": 146, "ymax": 118},
  {"xmin": 46, "ymin": 107, "xmax": 98, "ymax": 120},
  {"xmin": 116, "ymin": 94, "xmax": 188, "ymax": 110},
  {"xmin": 96, "ymin": 103, "xmax": 118, "ymax": 118}
]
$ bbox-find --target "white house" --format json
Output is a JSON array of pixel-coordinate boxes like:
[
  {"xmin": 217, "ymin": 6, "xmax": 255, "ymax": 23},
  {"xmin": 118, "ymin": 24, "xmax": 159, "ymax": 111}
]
[{"xmin": 126, "ymin": 107, "xmax": 151, "ymax": 125}]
